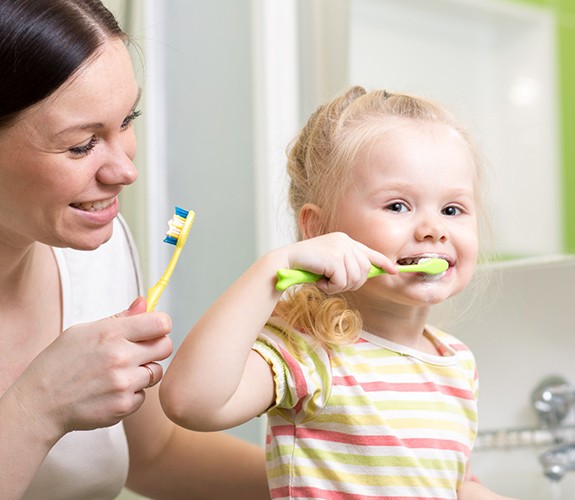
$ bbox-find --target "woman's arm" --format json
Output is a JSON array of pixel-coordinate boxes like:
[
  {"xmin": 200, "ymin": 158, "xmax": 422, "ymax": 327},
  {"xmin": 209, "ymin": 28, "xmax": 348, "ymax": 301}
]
[
  {"xmin": 458, "ymin": 479, "xmax": 518, "ymax": 500},
  {"xmin": 125, "ymin": 385, "xmax": 269, "ymax": 500},
  {"xmin": 0, "ymin": 297, "xmax": 172, "ymax": 499},
  {"xmin": 0, "ymin": 384, "xmax": 60, "ymax": 500}
]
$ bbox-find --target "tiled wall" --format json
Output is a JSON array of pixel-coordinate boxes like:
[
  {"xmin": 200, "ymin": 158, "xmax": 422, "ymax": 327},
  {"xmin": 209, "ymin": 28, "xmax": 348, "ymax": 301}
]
[{"xmin": 430, "ymin": 255, "xmax": 575, "ymax": 497}]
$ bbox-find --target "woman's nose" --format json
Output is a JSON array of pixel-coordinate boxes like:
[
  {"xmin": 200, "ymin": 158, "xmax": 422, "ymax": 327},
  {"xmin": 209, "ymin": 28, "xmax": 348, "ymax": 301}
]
[{"xmin": 97, "ymin": 136, "xmax": 138, "ymax": 186}]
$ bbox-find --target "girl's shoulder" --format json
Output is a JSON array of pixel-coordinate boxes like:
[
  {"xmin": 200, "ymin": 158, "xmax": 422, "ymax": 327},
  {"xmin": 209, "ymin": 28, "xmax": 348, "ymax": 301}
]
[{"xmin": 426, "ymin": 324, "xmax": 473, "ymax": 354}]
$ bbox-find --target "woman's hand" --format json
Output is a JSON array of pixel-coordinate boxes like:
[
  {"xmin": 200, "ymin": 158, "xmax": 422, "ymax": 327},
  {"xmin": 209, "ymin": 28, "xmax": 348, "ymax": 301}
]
[{"xmin": 11, "ymin": 296, "xmax": 172, "ymax": 440}]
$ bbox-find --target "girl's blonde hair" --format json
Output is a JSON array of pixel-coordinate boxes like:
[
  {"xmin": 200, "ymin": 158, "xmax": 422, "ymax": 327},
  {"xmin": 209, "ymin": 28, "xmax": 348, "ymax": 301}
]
[{"xmin": 274, "ymin": 85, "xmax": 489, "ymax": 349}]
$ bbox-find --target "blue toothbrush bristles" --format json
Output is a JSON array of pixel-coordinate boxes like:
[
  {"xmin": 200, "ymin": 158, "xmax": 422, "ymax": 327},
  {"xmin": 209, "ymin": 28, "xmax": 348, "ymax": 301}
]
[
  {"xmin": 163, "ymin": 206, "xmax": 190, "ymax": 245},
  {"xmin": 175, "ymin": 206, "xmax": 189, "ymax": 219}
]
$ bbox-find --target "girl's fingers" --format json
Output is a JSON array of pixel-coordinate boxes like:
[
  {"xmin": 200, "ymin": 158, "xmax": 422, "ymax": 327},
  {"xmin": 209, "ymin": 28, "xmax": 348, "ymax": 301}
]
[{"xmin": 288, "ymin": 231, "xmax": 398, "ymax": 292}]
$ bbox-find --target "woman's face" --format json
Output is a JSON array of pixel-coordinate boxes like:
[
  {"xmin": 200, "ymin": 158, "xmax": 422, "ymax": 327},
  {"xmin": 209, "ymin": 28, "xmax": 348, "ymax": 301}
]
[{"xmin": 0, "ymin": 38, "xmax": 140, "ymax": 251}]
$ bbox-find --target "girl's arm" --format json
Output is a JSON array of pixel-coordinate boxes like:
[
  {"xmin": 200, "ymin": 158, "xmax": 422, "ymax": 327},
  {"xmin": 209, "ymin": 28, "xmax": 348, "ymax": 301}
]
[{"xmin": 160, "ymin": 232, "xmax": 396, "ymax": 431}]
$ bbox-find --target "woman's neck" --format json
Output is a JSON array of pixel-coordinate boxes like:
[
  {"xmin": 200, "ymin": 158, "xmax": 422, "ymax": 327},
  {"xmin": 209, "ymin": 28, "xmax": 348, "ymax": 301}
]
[{"xmin": 0, "ymin": 242, "xmax": 56, "ymax": 306}]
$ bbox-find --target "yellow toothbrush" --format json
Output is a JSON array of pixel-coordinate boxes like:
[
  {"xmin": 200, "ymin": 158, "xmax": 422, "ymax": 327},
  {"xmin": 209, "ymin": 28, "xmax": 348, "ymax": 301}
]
[{"xmin": 147, "ymin": 206, "xmax": 195, "ymax": 311}]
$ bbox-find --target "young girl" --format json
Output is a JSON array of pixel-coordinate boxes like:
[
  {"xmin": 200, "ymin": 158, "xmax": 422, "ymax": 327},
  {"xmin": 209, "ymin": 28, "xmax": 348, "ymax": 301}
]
[{"xmin": 161, "ymin": 86, "xmax": 510, "ymax": 499}]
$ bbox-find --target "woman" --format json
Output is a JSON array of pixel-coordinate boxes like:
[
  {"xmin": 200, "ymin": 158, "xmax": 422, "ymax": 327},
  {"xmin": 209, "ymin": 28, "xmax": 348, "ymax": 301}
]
[{"xmin": 0, "ymin": 0, "xmax": 268, "ymax": 498}]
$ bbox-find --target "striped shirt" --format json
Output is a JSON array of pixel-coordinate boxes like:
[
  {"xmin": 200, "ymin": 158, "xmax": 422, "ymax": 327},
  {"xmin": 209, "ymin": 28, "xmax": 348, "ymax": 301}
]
[{"xmin": 253, "ymin": 319, "xmax": 478, "ymax": 500}]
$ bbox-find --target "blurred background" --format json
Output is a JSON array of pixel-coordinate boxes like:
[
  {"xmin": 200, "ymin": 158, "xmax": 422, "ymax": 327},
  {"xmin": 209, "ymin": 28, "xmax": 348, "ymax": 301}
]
[{"xmin": 104, "ymin": 1, "xmax": 575, "ymax": 497}]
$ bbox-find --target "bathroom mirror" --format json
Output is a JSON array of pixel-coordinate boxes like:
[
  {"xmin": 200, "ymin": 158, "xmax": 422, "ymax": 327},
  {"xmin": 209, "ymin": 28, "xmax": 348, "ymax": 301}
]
[{"xmin": 263, "ymin": 0, "xmax": 561, "ymax": 259}]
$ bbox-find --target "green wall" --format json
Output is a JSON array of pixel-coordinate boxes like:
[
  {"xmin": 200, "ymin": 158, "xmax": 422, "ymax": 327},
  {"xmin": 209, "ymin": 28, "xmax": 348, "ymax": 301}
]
[{"xmin": 509, "ymin": 0, "xmax": 575, "ymax": 251}]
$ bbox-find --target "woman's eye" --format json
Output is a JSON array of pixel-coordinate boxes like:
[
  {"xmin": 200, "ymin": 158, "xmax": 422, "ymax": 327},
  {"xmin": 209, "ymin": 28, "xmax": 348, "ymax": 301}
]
[
  {"xmin": 69, "ymin": 136, "xmax": 99, "ymax": 156},
  {"xmin": 386, "ymin": 202, "xmax": 408, "ymax": 213},
  {"xmin": 442, "ymin": 205, "xmax": 462, "ymax": 216},
  {"xmin": 121, "ymin": 109, "xmax": 142, "ymax": 130}
]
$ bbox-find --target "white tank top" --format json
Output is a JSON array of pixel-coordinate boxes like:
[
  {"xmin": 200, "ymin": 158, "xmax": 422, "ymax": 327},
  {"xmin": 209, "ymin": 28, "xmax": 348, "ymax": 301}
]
[{"xmin": 23, "ymin": 216, "xmax": 141, "ymax": 499}]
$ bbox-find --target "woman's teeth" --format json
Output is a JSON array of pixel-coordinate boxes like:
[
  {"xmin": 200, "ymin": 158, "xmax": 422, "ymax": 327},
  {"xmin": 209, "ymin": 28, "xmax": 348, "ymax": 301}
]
[{"xmin": 71, "ymin": 198, "xmax": 114, "ymax": 211}]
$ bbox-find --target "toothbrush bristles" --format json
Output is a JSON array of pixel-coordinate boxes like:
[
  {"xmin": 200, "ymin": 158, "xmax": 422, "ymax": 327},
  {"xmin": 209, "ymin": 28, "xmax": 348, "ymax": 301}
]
[{"xmin": 163, "ymin": 206, "xmax": 190, "ymax": 245}]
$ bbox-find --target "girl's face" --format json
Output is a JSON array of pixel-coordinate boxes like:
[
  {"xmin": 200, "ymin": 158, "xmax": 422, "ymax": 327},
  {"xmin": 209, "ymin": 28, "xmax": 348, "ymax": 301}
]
[
  {"xmin": 333, "ymin": 119, "xmax": 479, "ymax": 310},
  {"xmin": 0, "ymin": 39, "xmax": 140, "ymax": 251}
]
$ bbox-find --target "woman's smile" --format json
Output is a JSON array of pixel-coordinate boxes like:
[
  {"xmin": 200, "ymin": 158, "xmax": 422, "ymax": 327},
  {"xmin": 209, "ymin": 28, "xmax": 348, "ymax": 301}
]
[{"xmin": 70, "ymin": 196, "xmax": 117, "ymax": 212}]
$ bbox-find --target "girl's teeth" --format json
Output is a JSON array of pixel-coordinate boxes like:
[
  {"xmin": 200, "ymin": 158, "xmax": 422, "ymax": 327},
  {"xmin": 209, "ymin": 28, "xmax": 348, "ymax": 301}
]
[
  {"xmin": 397, "ymin": 256, "xmax": 440, "ymax": 266},
  {"xmin": 423, "ymin": 272, "xmax": 444, "ymax": 282}
]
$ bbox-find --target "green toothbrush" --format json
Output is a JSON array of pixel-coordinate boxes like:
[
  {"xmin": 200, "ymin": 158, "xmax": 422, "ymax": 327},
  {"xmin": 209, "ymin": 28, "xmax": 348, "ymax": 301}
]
[{"xmin": 275, "ymin": 258, "xmax": 449, "ymax": 291}]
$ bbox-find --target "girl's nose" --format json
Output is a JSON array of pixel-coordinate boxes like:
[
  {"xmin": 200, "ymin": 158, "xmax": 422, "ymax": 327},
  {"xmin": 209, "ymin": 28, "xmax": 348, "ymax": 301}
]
[{"xmin": 415, "ymin": 216, "xmax": 448, "ymax": 242}]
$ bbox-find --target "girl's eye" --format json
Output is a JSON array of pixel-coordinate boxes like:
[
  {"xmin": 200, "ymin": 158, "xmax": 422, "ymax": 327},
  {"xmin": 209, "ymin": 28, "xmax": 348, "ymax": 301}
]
[
  {"xmin": 442, "ymin": 205, "xmax": 462, "ymax": 216},
  {"xmin": 69, "ymin": 136, "xmax": 99, "ymax": 156},
  {"xmin": 121, "ymin": 109, "xmax": 142, "ymax": 130},
  {"xmin": 386, "ymin": 202, "xmax": 409, "ymax": 213}
]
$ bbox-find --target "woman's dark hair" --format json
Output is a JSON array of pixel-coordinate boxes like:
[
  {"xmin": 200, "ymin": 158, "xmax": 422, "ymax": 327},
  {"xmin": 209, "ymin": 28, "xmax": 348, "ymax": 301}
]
[{"xmin": 0, "ymin": 0, "xmax": 126, "ymax": 128}]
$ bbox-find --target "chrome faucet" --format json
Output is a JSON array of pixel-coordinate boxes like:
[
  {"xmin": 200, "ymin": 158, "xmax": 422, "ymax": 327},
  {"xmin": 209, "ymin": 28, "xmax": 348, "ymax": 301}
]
[
  {"xmin": 532, "ymin": 375, "xmax": 575, "ymax": 482},
  {"xmin": 539, "ymin": 443, "xmax": 575, "ymax": 482},
  {"xmin": 531, "ymin": 375, "xmax": 574, "ymax": 430}
]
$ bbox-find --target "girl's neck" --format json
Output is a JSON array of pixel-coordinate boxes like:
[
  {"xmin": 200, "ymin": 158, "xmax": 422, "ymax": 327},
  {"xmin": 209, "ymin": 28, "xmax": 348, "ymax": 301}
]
[{"xmin": 356, "ymin": 300, "xmax": 437, "ymax": 354}]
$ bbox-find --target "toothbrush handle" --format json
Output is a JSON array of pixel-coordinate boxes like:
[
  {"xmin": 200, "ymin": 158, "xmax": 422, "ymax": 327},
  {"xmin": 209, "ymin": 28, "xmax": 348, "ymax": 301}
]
[
  {"xmin": 147, "ymin": 277, "xmax": 170, "ymax": 312},
  {"xmin": 146, "ymin": 246, "xmax": 183, "ymax": 311},
  {"xmin": 276, "ymin": 264, "xmax": 386, "ymax": 291}
]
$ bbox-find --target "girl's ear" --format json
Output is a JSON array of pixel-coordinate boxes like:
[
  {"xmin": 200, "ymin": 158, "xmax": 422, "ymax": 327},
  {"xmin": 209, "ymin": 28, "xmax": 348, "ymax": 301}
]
[{"xmin": 298, "ymin": 203, "xmax": 324, "ymax": 240}]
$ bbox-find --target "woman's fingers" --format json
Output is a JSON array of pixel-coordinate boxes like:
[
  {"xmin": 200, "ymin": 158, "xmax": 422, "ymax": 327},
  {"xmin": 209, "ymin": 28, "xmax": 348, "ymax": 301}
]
[
  {"xmin": 104, "ymin": 311, "xmax": 173, "ymax": 382},
  {"xmin": 108, "ymin": 298, "xmax": 172, "ymax": 344},
  {"xmin": 140, "ymin": 362, "xmax": 163, "ymax": 390}
]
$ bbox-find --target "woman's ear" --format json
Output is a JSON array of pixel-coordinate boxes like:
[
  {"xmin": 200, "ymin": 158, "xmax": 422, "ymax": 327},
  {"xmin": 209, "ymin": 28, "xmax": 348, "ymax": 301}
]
[{"xmin": 298, "ymin": 203, "xmax": 324, "ymax": 240}]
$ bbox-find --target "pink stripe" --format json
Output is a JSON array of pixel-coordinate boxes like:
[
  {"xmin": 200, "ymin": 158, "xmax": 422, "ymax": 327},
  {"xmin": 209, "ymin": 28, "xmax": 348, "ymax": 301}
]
[
  {"xmin": 449, "ymin": 343, "xmax": 469, "ymax": 352},
  {"xmin": 270, "ymin": 425, "xmax": 469, "ymax": 453},
  {"xmin": 332, "ymin": 376, "xmax": 474, "ymax": 400},
  {"xmin": 272, "ymin": 485, "xmax": 450, "ymax": 500},
  {"xmin": 277, "ymin": 344, "xmax": 308, "ymax": 400}
]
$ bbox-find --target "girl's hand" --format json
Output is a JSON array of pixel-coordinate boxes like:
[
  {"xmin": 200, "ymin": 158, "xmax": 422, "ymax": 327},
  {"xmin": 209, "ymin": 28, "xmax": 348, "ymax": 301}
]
[
  {"xmin": 10, "ymin": 296, "xmax": 172, "ymax": 441},
  {"xmin": 284, "ymin": 232, "xmax": 397, "ymax": 294}
]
